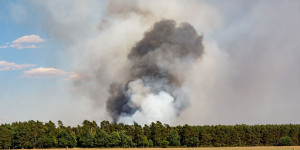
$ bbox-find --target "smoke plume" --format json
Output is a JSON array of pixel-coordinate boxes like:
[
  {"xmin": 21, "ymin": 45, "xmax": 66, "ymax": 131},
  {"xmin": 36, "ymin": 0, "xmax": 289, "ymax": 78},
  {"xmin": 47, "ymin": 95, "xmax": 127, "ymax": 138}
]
[
  {"xmin": 26, "ymin": 0, "xmax": 222, "ymax": 125},
  {"xmin": 106, "ymin": 20, "xmax": 204, "ymax": 124}
]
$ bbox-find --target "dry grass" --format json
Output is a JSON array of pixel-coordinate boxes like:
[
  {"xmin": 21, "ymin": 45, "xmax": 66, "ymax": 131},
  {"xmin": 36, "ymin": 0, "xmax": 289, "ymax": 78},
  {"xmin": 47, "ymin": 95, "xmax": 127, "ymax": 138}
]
[{"xmin": 22, "ymin": 146, "xmax": 300, "ymax": 150}]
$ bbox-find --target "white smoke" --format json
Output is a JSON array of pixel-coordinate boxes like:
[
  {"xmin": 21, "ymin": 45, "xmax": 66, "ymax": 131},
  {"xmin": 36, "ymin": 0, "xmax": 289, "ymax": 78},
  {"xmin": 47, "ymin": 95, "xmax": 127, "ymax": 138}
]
[
  {"xmin": 118, "ymin": 79, "xmax": 177, "ymax": 124},
  {"xmin": 126, "ymin": 79, "xmax": 151, "ymax": 109}
]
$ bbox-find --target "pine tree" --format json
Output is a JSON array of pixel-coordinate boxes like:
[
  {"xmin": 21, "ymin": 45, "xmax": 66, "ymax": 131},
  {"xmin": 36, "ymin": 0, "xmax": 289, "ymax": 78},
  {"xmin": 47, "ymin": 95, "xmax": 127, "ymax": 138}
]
[
  {"xmin": 168, "ymin": 129, "xmax": 180, "ymax": 146},
  {"xmin": 94, "ymin": 128, "xmax": 109, "ymax": 147},
  {"xmin": 108, "ymin": 131, "xmax": 121, "ymax": 147},
  {"xmin": 0, "ymin": 125, "xmax": 13, "ymax": 149}
]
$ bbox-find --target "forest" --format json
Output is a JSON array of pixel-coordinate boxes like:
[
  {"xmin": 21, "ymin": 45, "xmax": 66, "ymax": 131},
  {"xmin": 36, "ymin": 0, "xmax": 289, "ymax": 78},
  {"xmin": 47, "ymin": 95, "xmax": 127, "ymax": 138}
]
[{"xmin": 0, "ymin": 120, "xmax": 299, "ymax": 149}]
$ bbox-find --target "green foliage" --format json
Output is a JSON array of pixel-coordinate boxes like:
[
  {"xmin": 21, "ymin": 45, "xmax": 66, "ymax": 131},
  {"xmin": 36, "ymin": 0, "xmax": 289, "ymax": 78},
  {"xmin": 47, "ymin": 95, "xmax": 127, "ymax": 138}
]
[
  {"xmin": 37, "ymin": 135, "xmax": 57, "ymax": 148},
  {"xmin": 2, "ymin": 120, "xmax": 300, "ymax": 149},
  {"xmin": 150, "ymin": 121, "xmax": 167, "ymax": 146},
  {"xmin": 37, "ymin": 121, "xmax": 58, "ymax": 148},
  {"xmin": 12, "ymin": 121, "xmax": 39, "ymax": 149},
  {"xmin": 168, "ymin": 129, "xmax": 180, "ymax": 146},
  {"xmin": 142, "ymin": 135, "xmax": 149, "ymax": 147},
  {"xmin": 109, "ymin": 131, "xmax": 121, "ymax": 147},
  {"xmin": 68, "ymin": 134, "xmax": 77, "ymax": 148},
  {"xmin": 133, "ymin": 122, "xmax": 144, "ymax": 147},
  {"xmin": 143, "ymin": 124, "xmax": 151, "ymax": 140},
  {"xmin": 100, "ymin": 121, "xmax": 111, "ymax": 134},
  {"xmin": 229, "ymin": 127, "xmax": 241, "ymax": 146},
  {"xmin": 278, "ymin": 136, "xmax": 293, "ymax": 146},
  {"xmin": 199, "ymin": 128, "xmax": 212, "ymax": 146},
  {"xmin": 0, "ymin": 125, "xmax": 13, "ymax": 149},
  {"xmin": 119, "ymin": 131, "xmax": 133, "ymax": 147},
  {"xmin": 78, "ymin": 132, "xmax": 94, "ymax": 147},
  {"xmin": 160, "ymin": 140, "xmax": 169, "ymax": 148},
  {"xmin": 188, "ymin": 137, "xmax": 200, "ymax": 147},
  {"xmin": 94, "ymin": 128, "xmax": 109, "ymax": 147},
  {"xmin": 148, "ymin": 139, "xmax": 154, "ymax": 147},
  {"xmin": 58, "ymin": 120, "xmax": 63, "ymax": 128},
  {"xmin": 57, "ymin": 130, "xmax": 76, "ymax": 148}
]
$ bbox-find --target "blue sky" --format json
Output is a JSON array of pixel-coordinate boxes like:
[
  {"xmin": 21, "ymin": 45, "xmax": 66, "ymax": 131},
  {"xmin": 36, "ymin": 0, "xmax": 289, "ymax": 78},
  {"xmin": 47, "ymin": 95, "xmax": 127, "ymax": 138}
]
[
  {"xmin": 0, "ymin": 0, "xmax": 109, "ymax": 126},
  {"xmin": 0, "ymin": 1, "xmax": 69, "ymax": 69},
  {"xmin": 0, "ymin": 0, "xmax": 72, "ymax": 124},
  {"xmin": 1, "ymin": 0, "xmax": 300, "ymax": 126}
]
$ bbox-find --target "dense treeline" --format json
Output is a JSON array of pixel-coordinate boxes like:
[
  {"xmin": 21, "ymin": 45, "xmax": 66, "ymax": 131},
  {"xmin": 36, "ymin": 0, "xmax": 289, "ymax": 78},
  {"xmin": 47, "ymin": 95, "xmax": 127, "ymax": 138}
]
[{"xmin": 0, "ymin": 120, "xmax": 299, "ymax": 149}]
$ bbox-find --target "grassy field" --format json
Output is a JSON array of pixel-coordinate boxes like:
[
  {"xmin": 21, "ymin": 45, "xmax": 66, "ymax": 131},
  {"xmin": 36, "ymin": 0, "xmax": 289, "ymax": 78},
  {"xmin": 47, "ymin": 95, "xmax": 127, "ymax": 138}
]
[{"xmin": 22, "ymin": 146, "xmax": 300, "ymax": 150}]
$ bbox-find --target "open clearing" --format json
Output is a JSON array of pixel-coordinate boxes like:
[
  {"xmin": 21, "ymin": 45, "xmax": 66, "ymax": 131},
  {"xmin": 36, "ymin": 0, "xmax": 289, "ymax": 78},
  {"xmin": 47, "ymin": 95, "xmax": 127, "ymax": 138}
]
[{"xmin": 22, "ymin": 147, "xmax": 300, "ymax": 150}]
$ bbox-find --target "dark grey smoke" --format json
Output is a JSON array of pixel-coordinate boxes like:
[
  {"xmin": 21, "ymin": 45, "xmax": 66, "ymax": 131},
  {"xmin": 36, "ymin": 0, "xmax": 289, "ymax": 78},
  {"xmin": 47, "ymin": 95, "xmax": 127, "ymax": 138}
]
[{"xmin": 106, "ymin": 19, "xmax": 204, "ymax": 123}]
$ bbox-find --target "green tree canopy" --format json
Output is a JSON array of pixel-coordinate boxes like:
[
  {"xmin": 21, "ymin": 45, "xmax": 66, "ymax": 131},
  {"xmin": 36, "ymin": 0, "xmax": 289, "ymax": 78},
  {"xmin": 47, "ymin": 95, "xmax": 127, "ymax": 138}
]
[
  {"xmin": 109, "ymin": 131, "xmax": 121, "ymax": 147},
  {"xmin": 57, "ymin": 130, "xmax": 76, "ymax": 148},
  {"xmin": 94, "ymin": 128, "xmax": 109, "ymax": 147},
  {"xmin": 278, "ymin": 136, "xmax": 293, "ymax": 146},
  {"xmin": 1, "ymin": 120, "xmax": 300, "ymax": 149},
  {"xmin": 168, "ymin": 129, "xmax": 180, "ymax": 146},
  {"xmin": 119, "ymin": 131, "xmax": 133, "ymax": 147},
  {"xmin": 78, "ymin": 132, "xmax": 94, "ymax": 148},
  {"xmin": 0, "ymin": 125, "xmax": 13, "ymax": 149},
  {"xmin": 160, "ymin": 140, "xmax": 169, "ymax": 148},
  {"xmin": 188, "ymin": 137, "xmax": 200, "ymax": 147}
]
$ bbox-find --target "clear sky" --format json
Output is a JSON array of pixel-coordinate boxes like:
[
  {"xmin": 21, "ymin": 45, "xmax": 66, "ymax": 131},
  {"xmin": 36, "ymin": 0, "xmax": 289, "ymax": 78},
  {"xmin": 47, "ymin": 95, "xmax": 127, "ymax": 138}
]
[
  {"xmin": 1, "ymin": 0, "xmax": 300, "ymax": 126},
  {"xmin": 0, "ymin": 0, "xmax": 71, "ymax": 124}
]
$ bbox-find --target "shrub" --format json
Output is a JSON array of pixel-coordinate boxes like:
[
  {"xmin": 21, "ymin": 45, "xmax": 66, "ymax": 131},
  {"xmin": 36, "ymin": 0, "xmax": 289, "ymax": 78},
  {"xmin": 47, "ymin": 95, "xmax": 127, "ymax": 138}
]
[
  {"xmin": 278, "ymin": 136, "xmax": 293, "ymax": 146},
  {"xmin": 148, "ymin": 139, "xmax": 153, "ymax": 147},
  {"xmin": 160, "ymin": 140, "xmax": 169, "ymax": 148},
  {"xmin": 188, "ymin": 137, "xmax": 200, "ymax": 147},
  {"xmin": 167, "ymin": 129, "xmax": 180, "ymax": 146}
]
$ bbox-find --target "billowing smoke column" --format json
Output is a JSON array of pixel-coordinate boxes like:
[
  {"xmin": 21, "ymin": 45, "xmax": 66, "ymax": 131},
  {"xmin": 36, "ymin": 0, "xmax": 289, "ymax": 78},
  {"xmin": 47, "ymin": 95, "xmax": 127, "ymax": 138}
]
[{"xmin": 107, "ymin": 19, "xmax": 204, "ymax": 125}]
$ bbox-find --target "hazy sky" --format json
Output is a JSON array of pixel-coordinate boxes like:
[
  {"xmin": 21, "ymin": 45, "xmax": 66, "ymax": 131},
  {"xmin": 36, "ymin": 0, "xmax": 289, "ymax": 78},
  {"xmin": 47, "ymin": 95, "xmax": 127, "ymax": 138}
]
[{"xmin": 1, "ymin": 0, "xmax": 300, "ymax": 126}]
